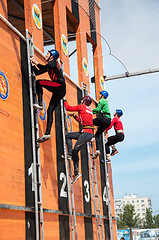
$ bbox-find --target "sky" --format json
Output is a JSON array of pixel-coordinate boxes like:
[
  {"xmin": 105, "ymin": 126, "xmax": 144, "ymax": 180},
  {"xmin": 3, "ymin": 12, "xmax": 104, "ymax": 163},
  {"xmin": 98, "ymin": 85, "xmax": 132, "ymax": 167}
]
[{"xmin": 100, "ymin": 0, "xmax": 159, "ymax": 214}]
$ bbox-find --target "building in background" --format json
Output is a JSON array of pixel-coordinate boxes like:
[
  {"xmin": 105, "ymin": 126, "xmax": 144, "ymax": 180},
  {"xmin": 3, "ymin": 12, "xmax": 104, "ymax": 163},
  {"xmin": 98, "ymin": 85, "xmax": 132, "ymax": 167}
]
[{"xmin": 115, "ymin": 194, "xmax": 152, "ymax": 220}]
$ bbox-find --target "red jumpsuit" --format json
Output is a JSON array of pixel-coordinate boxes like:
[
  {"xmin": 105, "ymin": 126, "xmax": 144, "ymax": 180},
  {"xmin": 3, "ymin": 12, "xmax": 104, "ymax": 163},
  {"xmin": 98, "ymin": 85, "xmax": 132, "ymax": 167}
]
[
  {"xmin": 64, "ymin": 100, "xmax": 94, "ymax": 175},
  {"xmin": 105, "ymin": 116, "xmax": 124, "ymax": 154},
  {"xmin": 64, "ymin": 101, "xmax": 94, "ymax": 134}
]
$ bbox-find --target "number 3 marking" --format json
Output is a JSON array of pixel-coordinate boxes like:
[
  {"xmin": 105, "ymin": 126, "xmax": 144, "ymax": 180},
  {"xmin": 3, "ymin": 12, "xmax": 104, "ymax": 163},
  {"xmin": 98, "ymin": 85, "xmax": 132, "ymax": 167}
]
[{"xmin": 84, "ymin": 180, "xmax": 90, "ymax": 202}]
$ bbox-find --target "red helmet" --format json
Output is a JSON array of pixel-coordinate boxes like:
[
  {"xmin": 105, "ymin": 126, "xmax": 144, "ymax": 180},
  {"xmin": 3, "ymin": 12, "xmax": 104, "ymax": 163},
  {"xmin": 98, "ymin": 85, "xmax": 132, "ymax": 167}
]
[{"xmin": 82, "ymin": 96, "xmax": 92, "ymax": 106}]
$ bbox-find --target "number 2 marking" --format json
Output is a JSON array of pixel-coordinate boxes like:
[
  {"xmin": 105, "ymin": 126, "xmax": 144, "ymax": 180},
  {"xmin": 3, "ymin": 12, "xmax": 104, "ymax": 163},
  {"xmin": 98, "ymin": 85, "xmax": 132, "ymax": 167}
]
[{"xmin": 60, "ymin": 172, "xmax": 67, "ymax": 198}]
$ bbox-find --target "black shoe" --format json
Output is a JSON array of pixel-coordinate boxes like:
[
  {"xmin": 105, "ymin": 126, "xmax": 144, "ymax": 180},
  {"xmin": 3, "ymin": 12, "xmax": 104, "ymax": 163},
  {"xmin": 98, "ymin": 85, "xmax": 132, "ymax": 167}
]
[
  {"xmin": 106, "ymin": 159, "xmax": 111, "ymax": 164},
  {"xmin": 72, "ymin": 173, "xmax": 82, "ymax": 184},
  {"xmin": 67, "ymin": 154, "xmax": 72, "ymax": 160},
  {"xmin": 111, "ymin": 149, "xmax": 118, "ymax": 156},
  {"xmin": 37, "ymin": 134, "xmax": 51, "ymax": 143},
  {"xmin": 92, "ymin": 150, "xmax": 100, "ymax": 159},
  {"xmin": 101, "ymin": 158, "xmax": 111, "ymax": 163},
  {"xmin": 33, "ymin": 103, "xmax": 43, "ymax": 110},
  {"xmin": 61, "ymin": 154, "xmax": 72, "ymax": 160}
]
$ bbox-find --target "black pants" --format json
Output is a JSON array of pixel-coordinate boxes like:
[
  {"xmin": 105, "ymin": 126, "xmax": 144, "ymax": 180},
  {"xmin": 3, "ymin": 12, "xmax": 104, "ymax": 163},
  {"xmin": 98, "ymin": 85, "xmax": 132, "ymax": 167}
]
[
  {"xmin": 36, "ymin": 79, "xmax": 66, "ymax": 134},
  {"xmin": 66, "ymin": 132, "xmax": 94, "ymax": 175},
  {"xmin": 105, "ymin": 133, "xmax": 124, "ymax": 154},
  {"xmin": 93, "ymin": 116, "xmax": 111, "ymax": 151}
]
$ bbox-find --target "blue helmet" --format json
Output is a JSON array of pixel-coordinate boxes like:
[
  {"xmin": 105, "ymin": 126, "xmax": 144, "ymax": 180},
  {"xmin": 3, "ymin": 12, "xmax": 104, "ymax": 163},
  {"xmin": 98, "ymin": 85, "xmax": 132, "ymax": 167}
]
[
  {"xmin": 100, "ymin": 90, "xmax": 109, "ymax": 99},
  {"xmin": 116, "ymin": 109, "xmax": 123, "ymax": 117},
  {"xmin": 49, "ymin": 49, "xmax": 59, "ymax": 60}
]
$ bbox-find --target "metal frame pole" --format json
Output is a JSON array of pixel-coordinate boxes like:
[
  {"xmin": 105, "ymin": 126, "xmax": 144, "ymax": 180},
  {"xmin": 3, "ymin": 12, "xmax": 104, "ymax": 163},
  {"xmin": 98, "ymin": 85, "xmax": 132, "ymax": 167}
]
[
  {"xmin": 60, "ymin": 100, "xmax": 77, "ymax": 240},
  {"xmin": 102, "ymin": 133, "xmax": 114, "ymax": 240},
  {"xmin": 104, "ymin": 68, "xmax": 159, "ymax": 81},
  {"xmin": 26, "ymin": 29, "xmax": 40, "ymax": 240}
]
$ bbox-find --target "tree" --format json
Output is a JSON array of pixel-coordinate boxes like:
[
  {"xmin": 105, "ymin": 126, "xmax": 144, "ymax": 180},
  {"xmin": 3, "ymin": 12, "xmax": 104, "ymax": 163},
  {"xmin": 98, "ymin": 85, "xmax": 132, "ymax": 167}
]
[
  {"xmin": 118, "ymin": 204, "xmax": 140, "ymax": 240},
  {"xmin": 117, "ymin": 217, "xmax": 128, "ymax": 230},
  {"xmin": 143, "ymin": 208, "xmax": 154, "ymax": 229},
  {"xmin": 154, "ymin": 214, "xmax": 159, "ymax": 228}
]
